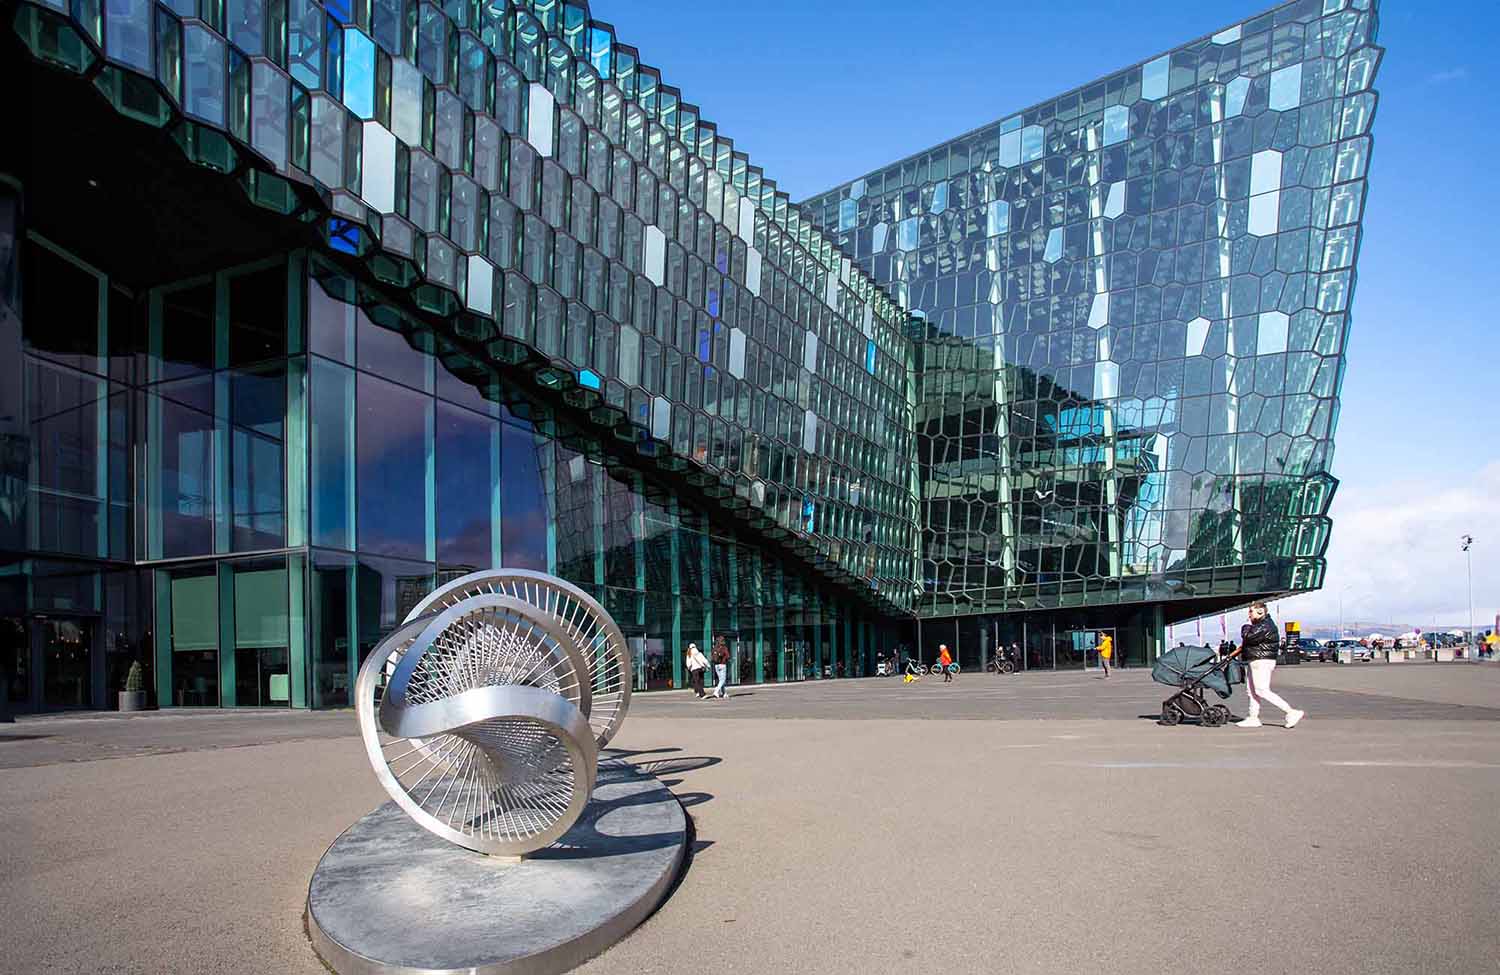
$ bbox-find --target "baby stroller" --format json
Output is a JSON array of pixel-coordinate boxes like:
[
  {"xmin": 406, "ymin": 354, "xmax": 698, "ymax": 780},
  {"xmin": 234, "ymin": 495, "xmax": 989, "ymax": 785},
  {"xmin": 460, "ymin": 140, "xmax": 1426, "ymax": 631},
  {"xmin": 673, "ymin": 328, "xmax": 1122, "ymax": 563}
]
[{"xmin": 1151, "ymin": 645, "xmax": 1244, "ymax": 727}]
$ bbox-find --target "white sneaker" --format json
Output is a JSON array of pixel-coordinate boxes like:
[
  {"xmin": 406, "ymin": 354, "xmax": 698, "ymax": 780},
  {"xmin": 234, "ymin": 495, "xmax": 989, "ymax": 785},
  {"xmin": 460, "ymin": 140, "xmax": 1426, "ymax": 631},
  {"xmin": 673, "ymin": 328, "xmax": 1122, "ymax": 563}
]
[
  {"xmin": 1285, "ymin": 709, "xmax": 1305, "ymax": 729},
  {"xmin": 1236, "ymin": 716, "xmax": 1263, "ymax": 728}
]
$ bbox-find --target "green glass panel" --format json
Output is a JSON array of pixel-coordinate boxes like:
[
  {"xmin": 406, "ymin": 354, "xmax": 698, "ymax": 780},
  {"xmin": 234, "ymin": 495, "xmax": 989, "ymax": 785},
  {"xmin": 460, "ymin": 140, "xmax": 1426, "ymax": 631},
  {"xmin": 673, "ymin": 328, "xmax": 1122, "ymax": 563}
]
[
  {"xmin": 234, "ymin": 567, "xmax": 288, "ymax": 648},
  {"xmin": 170, "ymin": 575, "xmax": 218, "ymax": 651}
]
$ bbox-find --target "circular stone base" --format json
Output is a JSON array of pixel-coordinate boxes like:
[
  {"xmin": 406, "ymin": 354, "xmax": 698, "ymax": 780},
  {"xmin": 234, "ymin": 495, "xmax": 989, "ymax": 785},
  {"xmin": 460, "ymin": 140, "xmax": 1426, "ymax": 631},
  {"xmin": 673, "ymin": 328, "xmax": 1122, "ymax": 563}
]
[{"xmin": 306, "ymin": 759, "xmax": 685, "ymax": 975}]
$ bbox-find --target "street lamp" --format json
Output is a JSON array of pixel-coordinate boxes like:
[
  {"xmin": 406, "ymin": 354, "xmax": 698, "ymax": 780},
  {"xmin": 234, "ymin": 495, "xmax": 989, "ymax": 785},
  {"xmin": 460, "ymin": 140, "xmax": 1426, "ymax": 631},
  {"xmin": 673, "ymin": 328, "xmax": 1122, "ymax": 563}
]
[{"xmin": 1461, "ymin": 535, "xmax": 1475, "ymax": 657}]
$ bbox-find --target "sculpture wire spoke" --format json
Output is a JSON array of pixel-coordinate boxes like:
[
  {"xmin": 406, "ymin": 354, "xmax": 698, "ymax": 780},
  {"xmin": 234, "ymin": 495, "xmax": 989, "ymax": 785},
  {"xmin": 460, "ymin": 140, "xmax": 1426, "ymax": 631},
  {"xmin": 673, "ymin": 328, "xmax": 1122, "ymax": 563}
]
[{"xmin": 404, "ymin": 569, "xmax": 632, "ymax": 748}]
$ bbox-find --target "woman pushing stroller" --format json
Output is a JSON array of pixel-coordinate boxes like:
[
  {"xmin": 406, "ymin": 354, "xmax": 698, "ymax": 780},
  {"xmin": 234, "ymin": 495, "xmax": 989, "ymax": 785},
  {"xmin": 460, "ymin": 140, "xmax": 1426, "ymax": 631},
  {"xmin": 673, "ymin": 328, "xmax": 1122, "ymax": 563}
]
[{"xmin": 1231, "ymin": 601, "xmax": 1305, "ymax": 729}]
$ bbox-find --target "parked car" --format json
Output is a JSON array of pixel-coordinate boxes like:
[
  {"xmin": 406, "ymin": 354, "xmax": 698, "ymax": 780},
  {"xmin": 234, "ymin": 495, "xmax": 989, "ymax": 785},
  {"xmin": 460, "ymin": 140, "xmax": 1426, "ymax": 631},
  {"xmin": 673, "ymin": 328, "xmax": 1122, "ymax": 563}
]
[
  {"xmin": 1297, "ymin": 637, "xmax": 1338, "ymax": 662},
  {"xmin": 1322, "ymin": 639, "xmax": 1355, "ymax": 660},
  {"xmin": 1283, "ymin": 638, "xmax": 1319, "ymax": 662},
  {"xmin": 1323, "ymin": 639, "xmax": 1375, "ymax": 661}
]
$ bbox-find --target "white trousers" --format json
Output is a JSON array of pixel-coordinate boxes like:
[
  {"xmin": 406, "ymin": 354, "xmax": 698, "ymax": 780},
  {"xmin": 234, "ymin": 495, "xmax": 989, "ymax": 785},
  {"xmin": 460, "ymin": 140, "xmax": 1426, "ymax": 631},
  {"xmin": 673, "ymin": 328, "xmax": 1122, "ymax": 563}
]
[{"xmin": 1244, "ymin": 659, "xmax": 1295, "ymax": 717}]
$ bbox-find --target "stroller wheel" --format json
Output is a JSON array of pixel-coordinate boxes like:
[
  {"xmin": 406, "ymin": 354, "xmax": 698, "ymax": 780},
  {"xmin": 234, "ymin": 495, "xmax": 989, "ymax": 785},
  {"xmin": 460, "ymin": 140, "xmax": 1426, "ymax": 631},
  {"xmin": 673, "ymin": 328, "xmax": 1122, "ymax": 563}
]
[
  {"xmin": 1160, "ymin": 704, "xmax": 1181, "ymax": 726},
  {"xmin": 1201, "ymin": 707, "xmax": 1223, "ymax": 727},
  {"xmin": 1213, "ymin": 705, "xmax": 1232, "ymax": 723}
]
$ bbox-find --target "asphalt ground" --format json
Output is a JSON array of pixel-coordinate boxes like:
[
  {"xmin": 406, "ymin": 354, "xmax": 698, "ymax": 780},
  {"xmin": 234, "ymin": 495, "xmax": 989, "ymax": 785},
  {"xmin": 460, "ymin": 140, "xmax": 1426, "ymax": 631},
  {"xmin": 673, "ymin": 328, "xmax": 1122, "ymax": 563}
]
[{"xmin": 2, "ymin": 663, "xmax": 1497, "ymax": 974}]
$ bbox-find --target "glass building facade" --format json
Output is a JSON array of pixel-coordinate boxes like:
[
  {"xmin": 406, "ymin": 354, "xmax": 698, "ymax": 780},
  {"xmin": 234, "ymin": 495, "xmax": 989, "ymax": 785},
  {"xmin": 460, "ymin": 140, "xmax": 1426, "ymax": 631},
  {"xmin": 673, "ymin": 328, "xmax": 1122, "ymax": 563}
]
[
  {"xmin": 1, "ymin": 0, "xmax": 1379, "ymax": 711},
  {"xmin": 804, "ymin": 0, "xmax": 1381, "ymax": 671},
  {"xmin": 2, "ymin": 0, "xmax": 920, "ymax": 711}
]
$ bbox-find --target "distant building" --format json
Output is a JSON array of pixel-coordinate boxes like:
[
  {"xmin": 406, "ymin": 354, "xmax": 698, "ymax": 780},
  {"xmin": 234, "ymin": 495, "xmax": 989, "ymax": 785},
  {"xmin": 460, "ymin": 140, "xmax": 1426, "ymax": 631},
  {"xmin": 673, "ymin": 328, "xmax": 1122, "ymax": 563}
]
[{"xmin": 802, "ymin": 0, "xmax": 1381, "ymax": 670}]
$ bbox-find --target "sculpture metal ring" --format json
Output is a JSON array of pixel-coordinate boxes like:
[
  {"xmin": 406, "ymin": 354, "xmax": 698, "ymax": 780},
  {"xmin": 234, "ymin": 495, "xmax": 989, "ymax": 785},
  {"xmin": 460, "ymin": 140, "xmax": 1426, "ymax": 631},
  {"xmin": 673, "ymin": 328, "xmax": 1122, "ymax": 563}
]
[{"xmin": 405, "ymin": 569, "xmax": 632, "ymax": 749}]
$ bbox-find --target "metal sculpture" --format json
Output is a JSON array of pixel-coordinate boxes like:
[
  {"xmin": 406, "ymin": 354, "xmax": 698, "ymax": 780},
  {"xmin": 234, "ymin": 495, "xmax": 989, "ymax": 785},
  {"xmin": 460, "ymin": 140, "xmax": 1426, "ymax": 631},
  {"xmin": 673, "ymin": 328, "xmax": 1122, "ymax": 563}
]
[{"xmin": 355, "ymin": 570, "xmax": 632, "ymax": 856}]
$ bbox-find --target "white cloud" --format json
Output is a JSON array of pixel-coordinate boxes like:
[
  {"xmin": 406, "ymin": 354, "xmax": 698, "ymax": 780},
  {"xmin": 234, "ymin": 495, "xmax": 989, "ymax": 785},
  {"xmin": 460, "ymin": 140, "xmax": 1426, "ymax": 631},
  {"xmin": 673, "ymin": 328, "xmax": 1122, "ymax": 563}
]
[
  {"xmin": 1275, "ymin": 461, "xmax": 1500, "ymax": 633},
  {"xmin": 1425, "ymin": 66, "xmax": 1468, "ymax": 85}
]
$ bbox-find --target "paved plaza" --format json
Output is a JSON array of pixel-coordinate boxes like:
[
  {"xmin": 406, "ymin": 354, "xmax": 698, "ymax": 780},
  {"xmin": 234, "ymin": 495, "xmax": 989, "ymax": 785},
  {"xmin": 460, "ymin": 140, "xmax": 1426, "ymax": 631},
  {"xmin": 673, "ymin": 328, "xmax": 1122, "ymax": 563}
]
[{"xmin": 3, "ymin": 664, "xmax": 1498, "ymax": 974}]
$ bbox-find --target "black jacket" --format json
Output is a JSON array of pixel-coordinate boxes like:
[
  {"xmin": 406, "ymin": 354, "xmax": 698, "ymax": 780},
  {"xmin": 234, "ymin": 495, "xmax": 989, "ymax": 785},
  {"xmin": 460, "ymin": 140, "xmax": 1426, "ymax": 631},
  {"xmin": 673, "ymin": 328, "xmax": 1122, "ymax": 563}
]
[{"xmin": 1239, "ymin": 617, "xmax": 1280, "ymax": 661}]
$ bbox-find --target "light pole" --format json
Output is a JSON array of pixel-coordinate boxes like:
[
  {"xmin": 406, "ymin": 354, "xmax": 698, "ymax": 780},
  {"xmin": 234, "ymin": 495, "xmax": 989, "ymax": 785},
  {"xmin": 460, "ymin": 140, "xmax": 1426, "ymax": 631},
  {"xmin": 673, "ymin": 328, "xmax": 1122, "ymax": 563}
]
[{"xmin": 1461, "ymin": 535, "xmax": 1475, "ymax": 657}]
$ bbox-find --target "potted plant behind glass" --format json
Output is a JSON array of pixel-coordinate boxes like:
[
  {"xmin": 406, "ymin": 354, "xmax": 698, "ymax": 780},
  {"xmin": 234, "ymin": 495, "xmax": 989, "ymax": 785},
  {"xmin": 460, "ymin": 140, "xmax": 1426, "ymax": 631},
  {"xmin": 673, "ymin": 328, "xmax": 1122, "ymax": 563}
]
[{"xmin": 119, "ymin": 660, "xmax": 146, "ymax": 712}]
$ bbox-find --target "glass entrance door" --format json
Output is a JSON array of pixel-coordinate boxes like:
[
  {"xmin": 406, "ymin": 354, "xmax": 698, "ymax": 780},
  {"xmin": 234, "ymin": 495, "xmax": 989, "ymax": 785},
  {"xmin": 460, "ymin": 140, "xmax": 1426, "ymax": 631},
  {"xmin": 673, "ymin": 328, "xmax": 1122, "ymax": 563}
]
[{"xmin": 41, "ymin": 617, "xmax": 95, "ymax": 708}]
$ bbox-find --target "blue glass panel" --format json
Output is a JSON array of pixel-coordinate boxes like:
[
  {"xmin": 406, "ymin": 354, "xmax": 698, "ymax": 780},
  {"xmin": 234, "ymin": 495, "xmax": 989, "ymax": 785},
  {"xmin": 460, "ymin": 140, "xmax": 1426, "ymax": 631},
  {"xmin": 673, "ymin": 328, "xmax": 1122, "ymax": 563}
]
[
  {"xmin": 322, "ymin": 15, "xmax": 343, "ymax": 100},
  {"xmin": 897, "ymin": 216, "xmax": 918, "ymax": 251},
  {"xmin": 1020, "ymin": 125, "xmax": 1044, "ymax": 162},
  {"xmin": 578, "ymin": 368, "xmax": 602, "ymax": 390},
  {"xmin": 340, "ymin": 27, "xmax": 375, "ymax": 119},
  {"xmin": 865, "ymin": 340, "xmax": 876, "ymax": 374},
  {"xmin": 310, "ymin": 358, "xmax": 354, "ymax": 549},
  {"xmin": 356, "ymin": 372, "xmax": 431, "ymax": 560},
  {"xmin": 587, "ymin": 27, "xmax": 611, "ymax": 78},
  {"xmin": 418, "ymin": 3, "xmax": 448, "ymax": 84},
  {"xmin": 1103, "ymin": 105, "xmax": 1129, "ymax": 146},
  {"xmin": 227, "ymin": 0, "xmax": 264, "ymax": 57},
  {"xmin": 1269, "ymin": 63, "xmax": 1302, "ymax": 111},
  {"xmin": 229, "ymin": 369, "xmax": 286, "ymax": 550},
  {"xmin": 838, "ymin": 198, "xmax": 856, "ymax": 232},
  {"xmin": 1142, "ymin": 55, "xmax": 1169, "ymax": 100},
  {"xmin": 357, "ymin": 315, "xmax": 431, "ymax": 392},
  {"xmin": 436, "ymin": 402, "xmax": 495, "ymax": 571},
  {"xmin": 105, "ymin": 0, "xmax": 154, "ymax": 70},
  {"xmin": 1226, "ymin": 76, "xmax": 1250, "ymax": 118},
  {"xmin": 251, "ymin": 61, "xmax": 290, "ymax": 171},
  {"xmin": 287, "ymin": 0, "xmax": 322, "ymax": 88},
  {"xmin": 327, "ymin": 218, "xmax": 360, "ymax": 254},
  {"xmin": 371, "ymin": 0, "xmax": 402, "ymax": 53},
  {"xmin": 500, "ymin": 421, "xmax": 549, "ymax": 571},
  {"xmin": 1043, "ymin": 228, "xmax": 1062, "ymax": 263},
  {"xmin": 998, "ymin": 128, "xmax": 1020, "ymax": 167},
  {"xmin": 183, "ymin": 25, "xmax": 227, "ymax": 126},
  {"xmin": 986, "ymin": 199, "xmax": 1010, "ymax": 236},
  {"xmin": 156, "ymin": 380, "xmax": 215, "ymax": 558}
]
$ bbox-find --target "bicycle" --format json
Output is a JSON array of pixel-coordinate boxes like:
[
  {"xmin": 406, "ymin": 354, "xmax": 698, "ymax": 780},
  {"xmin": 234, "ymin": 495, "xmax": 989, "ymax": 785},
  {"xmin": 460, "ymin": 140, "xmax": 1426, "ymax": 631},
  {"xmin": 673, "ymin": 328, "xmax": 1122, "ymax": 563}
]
[
  {"xmin": 986, "ymin": 653, "xmax": 1016, "ymax": 675},
  {"xmin": 902, "ymin": 659, "xmax": 930, "ymax": 683}
]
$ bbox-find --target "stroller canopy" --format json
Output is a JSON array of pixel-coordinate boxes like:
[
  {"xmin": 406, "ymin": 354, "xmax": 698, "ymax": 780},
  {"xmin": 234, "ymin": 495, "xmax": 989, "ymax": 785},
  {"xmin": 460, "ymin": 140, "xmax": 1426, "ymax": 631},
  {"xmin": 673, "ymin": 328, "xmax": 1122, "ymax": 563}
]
[{"xmin": 1152, "ymin": 644, "xmax": 1244, "ymax": 699}]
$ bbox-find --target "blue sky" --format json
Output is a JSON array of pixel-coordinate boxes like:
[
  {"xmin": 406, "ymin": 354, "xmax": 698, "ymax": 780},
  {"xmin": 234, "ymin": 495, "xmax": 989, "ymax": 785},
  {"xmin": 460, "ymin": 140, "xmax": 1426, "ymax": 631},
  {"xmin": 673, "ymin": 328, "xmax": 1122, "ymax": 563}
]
[{"xmin": 592, "ymin": 0, "xmax": 1499, "ymax": 629}]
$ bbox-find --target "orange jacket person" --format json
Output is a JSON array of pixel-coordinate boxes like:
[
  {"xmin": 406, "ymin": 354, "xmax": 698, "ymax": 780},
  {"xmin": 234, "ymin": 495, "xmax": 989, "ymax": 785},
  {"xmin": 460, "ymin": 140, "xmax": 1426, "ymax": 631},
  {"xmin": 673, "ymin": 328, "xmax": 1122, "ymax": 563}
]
[{"xmin": 938, "ymin": 644, "xmax": 955, "ymax": 683}]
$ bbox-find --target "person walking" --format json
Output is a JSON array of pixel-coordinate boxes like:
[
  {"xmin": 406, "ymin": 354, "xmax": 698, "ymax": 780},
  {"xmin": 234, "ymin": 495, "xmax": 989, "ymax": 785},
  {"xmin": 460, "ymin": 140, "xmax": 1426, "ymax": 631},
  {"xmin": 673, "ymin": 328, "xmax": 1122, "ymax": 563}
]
[
  {"xmin": 938, "ymin": 643, "xmax": 954, "ymax": 683},
  {"xmin": 1234, "ymin": 601, "xmax": 1305, "ymax": 728},
  {"xmin": 1097, "ymin": 632, "xmax": 1114, "ymax": 677},
  {"xmin": 711, "ymin": 637, "xmax": 730, "ymax": 699},
  {"xmin": 685, "ymin": 643, "xmax": 709, "ymax": 699}
]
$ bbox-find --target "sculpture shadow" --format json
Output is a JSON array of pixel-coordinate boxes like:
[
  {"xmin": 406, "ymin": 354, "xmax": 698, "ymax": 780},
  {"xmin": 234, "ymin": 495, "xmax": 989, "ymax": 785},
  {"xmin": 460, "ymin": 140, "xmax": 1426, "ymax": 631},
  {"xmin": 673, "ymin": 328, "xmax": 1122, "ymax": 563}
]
[
  {"xmin": 605, "ymin": 745, "xmax": 682, "ymax": 760},
  {"xmin": 528, "ymin": 756, "xmax": 720, "ymax": 862},
  {"xmin": 626, "ymin": 754, "xmax": 722, "ymax": 777}
]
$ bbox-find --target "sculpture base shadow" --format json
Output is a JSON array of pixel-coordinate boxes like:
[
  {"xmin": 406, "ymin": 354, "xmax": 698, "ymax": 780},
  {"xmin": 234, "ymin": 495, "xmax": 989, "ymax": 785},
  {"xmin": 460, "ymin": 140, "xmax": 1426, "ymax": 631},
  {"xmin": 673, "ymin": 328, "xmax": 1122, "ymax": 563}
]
[{"xmin": 305, "ymin": 759, "xmax": 685, "ymax": 975}]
